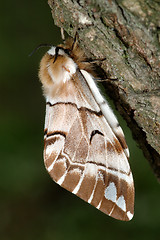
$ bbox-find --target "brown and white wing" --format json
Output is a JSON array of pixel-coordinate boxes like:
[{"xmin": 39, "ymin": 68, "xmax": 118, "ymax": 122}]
[{"xmin": 44, "ymin": 69, "xmax": 134, "ymax": 221}]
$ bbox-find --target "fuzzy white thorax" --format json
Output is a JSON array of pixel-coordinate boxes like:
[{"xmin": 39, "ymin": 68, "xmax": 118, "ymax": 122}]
[{"xmin": 47, "ymin": 47, "xmax": 77, "ymax": 84}]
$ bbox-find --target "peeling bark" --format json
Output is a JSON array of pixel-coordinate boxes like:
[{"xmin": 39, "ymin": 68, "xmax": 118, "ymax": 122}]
[{"xmin": 48, "ymin": 0, "xmax": 160, "ymax": 180}]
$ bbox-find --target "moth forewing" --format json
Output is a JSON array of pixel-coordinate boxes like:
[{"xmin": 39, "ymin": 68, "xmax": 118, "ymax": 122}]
[{"xmin": 39, "ymin": 38, "xmax": 134, "ymax": 221}]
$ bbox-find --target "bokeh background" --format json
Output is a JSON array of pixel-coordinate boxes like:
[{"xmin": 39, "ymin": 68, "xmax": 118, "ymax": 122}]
[{"xmin": 0, "ymin": 1, "xmax": 159, "ymax": 239}]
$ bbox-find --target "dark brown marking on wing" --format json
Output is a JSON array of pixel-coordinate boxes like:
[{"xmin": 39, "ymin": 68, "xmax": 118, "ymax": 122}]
[
  {"xmin": 46, "ymin": 131, "xmax": 66, "ymax": 138},
  {"xmin": 90, "ymin": 130, "xmax": 104, "ymax": 143},
  {"xmin": 113, "ymin": 137, "xmax": 124, "ymax": 155},
  {"xmin": 107, "ymin": 141, "xmax": 114, "ymax": 152},
  {"xmin": 46, "ymin": 101, "xmax": 102, "ymax": 117},
  {"xmin": 115, "ymin": 134, "xmax": 128, "ymax": 151},
  {"xmin": 86, "ymin": 160, "xmax": 131, "ymax": 176}
]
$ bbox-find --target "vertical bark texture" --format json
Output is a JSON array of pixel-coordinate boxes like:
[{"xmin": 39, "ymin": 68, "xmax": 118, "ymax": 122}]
[{"xmin": 48, "ymin": 0, "xmax": 160, "ymax": 180}]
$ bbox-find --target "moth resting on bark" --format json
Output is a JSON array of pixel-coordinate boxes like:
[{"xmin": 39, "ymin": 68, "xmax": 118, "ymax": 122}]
[{"xmin": 38, "ymin": 37, "xmax": 134, "ymax": 221}]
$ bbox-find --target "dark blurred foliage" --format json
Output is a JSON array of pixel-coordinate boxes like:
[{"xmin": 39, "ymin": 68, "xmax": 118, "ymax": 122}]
[{"xmin": 0, "ymin": 1, "xmax": 159, "ymax": 240}]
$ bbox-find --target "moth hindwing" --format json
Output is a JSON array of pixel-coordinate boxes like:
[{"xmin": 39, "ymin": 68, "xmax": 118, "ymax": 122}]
[{"xmin": 39, "ymin": 37, "xmax": 134, "ymax": 221}]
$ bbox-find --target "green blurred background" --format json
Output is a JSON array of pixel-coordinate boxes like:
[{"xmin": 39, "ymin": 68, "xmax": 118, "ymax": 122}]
[{"xmin": 0, "ymin": 1, "xmax": 159, "ymax": 239}]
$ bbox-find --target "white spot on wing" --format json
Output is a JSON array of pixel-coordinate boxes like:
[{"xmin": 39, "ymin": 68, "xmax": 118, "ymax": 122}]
[
  {"xmin": 105, "ymin": 182, "xmax": 117, "ymax": 202},
  {"xmin": 127, "ymin": 211, "xmax": 133, "ymax": 220},
  {"xmin": 116, "ymin": 195, "xmax": 126, "ymax": 212}
]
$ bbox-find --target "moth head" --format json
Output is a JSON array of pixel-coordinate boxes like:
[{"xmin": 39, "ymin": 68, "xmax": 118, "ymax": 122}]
[
  {"xmin": 39, "ymin": 38, "xmax": 95, "ymax": 97},
  {"xmin": 39, "ymin": 45, "xmax": 77, "ymax": 97}
]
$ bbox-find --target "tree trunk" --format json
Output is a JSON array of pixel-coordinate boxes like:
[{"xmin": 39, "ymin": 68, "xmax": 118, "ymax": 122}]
[{"xmin": 48, "ymin": 0, "xmax": 160, "ymax": 180}]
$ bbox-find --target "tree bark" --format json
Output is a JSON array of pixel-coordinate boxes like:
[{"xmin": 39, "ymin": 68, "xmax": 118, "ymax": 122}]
[{"xmin": 48, "ymin": 0, "xmax": 160, "ymax": 180}]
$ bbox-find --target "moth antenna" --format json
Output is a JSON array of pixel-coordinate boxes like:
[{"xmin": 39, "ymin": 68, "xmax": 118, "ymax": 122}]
[{"xmin": 29, "ymin": 43, "xmax": 52, "ymax": 57}]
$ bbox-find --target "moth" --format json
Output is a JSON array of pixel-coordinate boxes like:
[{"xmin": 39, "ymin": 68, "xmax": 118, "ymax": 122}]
[{"xmin": 39, "ymin": 36, "xmax": 134, "ymax": 221}]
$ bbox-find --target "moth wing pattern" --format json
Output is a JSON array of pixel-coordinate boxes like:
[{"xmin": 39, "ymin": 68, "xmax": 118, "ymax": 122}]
[{"xmin": 43, "ymin": 68, "xmax": 134, "ymax": 221}]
